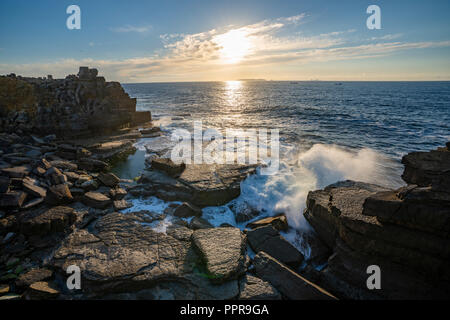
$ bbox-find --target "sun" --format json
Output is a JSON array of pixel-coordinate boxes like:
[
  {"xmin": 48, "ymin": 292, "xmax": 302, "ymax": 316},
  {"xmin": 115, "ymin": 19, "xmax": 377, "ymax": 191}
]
[{"xmin": 214, "ymin": 29, "xmax": 253, "ymax": 64}]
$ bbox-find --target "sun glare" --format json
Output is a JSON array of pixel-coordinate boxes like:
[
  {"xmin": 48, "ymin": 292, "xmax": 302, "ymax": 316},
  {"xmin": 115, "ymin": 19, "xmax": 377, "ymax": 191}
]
[{"xmin": 215, "ymin": 29, "xmax": 252, "ymax": 64}]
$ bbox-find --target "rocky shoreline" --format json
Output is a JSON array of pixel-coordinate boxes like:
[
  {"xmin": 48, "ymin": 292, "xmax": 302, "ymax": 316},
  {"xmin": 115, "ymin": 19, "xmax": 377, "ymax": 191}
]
[{"xmin": 1, "ymin": 68, "xmax": 449, "ymax": 300}]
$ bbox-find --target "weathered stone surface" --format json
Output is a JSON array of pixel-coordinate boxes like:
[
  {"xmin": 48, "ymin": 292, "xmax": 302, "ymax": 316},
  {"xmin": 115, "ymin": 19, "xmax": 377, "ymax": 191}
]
[
  {"xmin": 20, "ymin": 206, "xmax": 76, "ymax": 235},
  {"xmin": 50, "ymin": 212, "xmax": 239, "ymax": 298},
  {"xmin": 363, "ymin": 187, "xmax": 450, "ymax": 236},
  {"xmin": 305, "ymin": 173, "xmax": 450, "ymax": 299},
  {"xmin": 238, "ymin": 274, "xmax": 281, "ymax": 300},
  {"xmin": 82, "ymin": 192, "xmax": 111, "ymax": 209},
  {"xmin": 1, "ymin": 166, "xmax": 30, "ymax": 178},
  {"xmin": 401, "ymin": 145, "xmax": 450, "ymax": 191},
  {"xmin": 49, "ymin": 160, "xmax": 78, "ymax": 171},
  {"xmin": 140, "ymin": 164, "xmax": 257, "ymax": 207},
  {"xmin": 0, "ymin": 176, "xmax": 9, "ymax": 193},
  {"xmin": 192, "ymin": 227, "xmax": 247, "ymax": 282},
  {"xmin": 253, "ymin": 252, "xmax": 336, "ymax": 300},
  {"xmin": 45, "ymin": 184, "xmax": 73, "ymax": 205},
  {"xmin": 113, "ymin": 200, "xmax": 132, "ymax": 211},
  {"xmin": 16, "ymin": 268, "xmax": 53, "ymax": 288},
  {"xmin": 109, "ymin": 187, "xmax": 127, "ymax": 200},
  {"xmin": 151, "ymin": 158, "xmax": 186, "ymax": 177},
  {"xmin": 189, "ymin": 217, "xmax": 213, "ymax": 230},
  {"xmin": 26, "ymin": 281, "xmax": 59, "ymax": 299},
  {"xmin": 246, "ymin": 214, "xmax": 289, "ymax": 231},
  {"xmin": 173, "ymin": 202, "xmax": 202, "ymax": 218},
  {"xmin": 98, "ymin": 172, "xmax": 120, "ymax": 188},
  {"xmin": 22, "ymin": 178, "xmax": 47, "ymax": 198},
  {"xmin": 78, "ymin": 158, "xmax": 108, "ymax": 172},
  {"xmin": 0, "ymin": 191, "xmax": 27, "ymax": 208},
  {"xmin": 247, "ymin": 225, "xmax": 303, "ymax": 267}
]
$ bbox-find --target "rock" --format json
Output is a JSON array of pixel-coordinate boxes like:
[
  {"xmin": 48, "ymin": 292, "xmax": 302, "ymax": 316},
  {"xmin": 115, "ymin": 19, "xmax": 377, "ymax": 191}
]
[
  {"xmin": 0, "ymin": 191, "xmax": 27, "ymax": 208},
  {"xmin": 98, "ymin": 172, "xmax": 120, "ymax": 188},
  {"xmin": 82, "ymin": 192, "xmax": 111, "ymax": 209},
  {"xmin": 0, "ymin": 176, "xmax": 10, "ymax": 193},
  {"xmin": 50, "ymin": 212, "xmax": 233, "ymax": 298},
  {"xmin": 247, "ymin": 225, "xmax": 303, "ymax": 267},
  {"xmin": 253, "ymin": 252, "xmax": 336, "ymax": 300},
  {"xmin": 22, "ymin": 197, "xmax": 45, "ymax": 209},
  {"xmin": 173, "ymin": 202, "xmax": 202, "ymax": 218},
  {"xmin": 229, "ymin": 201, "xmax": 259, "ymax": 223},
  {"xmin": 109, "ymin": 187, "xmax": 127, "ymax": 200},
  {"xmin": 16, "ymin": 268, "xmax": 53, "ymax": 288},
  {"xmin": 80, "ymin": 179, "xmax": 98, "ymax": 191},
  {"xmin": 26, "ymin": 281, "xmax": 59, "ymax": 299},
  {"xmin": 239, "ymin": 274, "xmax": 281, "ymax": 300},
  {"xmin": 401, "ymin": 146, "xmax": 450, "ymax": 191},
  {"xmin": 305, "ymin": 178, "xmax": 450, "ymax": 299},
  {"xmin": 78, "ymin": 158, "xmax": 108, "ymax": 172},
  {"xmin": 140, "ymin": 164, "xmax": 257, "ymax": 207},
  {"xmin": 0, "ymin": 284, "xmax": 9, "ymax": 294},
  {"xmin": 189, "ymin": 217, "xmax": 213, "ymax": 230},
  {"xmin": 192, "ymin": 227, "xmax": 247, "ymax": 282},
  {"xmin": 35, "ymin": 158, "xmax": 52, "ymax": 170},
  {"xmin": 246, "ymin": 214, "xmax": 289, "ymax": 231},
  {"xmin": 363, "ymin": 186, "xmax": 450, "ymax": 236},
  {"xmin": 49, "ymin": 160, "xmax": 78, "ymax": 171},
  {"xmin": 1, "ymin": 166, "xmax": 30, "ymax": 178},
  {"xmin": 113, "ymin": 200, "xmax": 132, "ymax": 211},
  {"xmin": 45, "ymin": 184, "xmax": 73, "ymax": 205},
  {"xmin": 151, "ymin": 158, "xmax": 186, "ymax": 177},
  {"xmin": 0, "ymin": 293, "xmax": 21, "ymax": 300},
  {"xmin": 20, "ymin": 206, "xmax": 76, "ymax": 235},
  {"xmin": 22, "ymin": 178, "xmax": 47, "ymax": 198},
  {"xmin": 64, "ymin": 171, "xmax": 80, "ymax": 182},
  {"xmin": 2, "ymin": 232, "xmax": 15, "ymax": 244}
]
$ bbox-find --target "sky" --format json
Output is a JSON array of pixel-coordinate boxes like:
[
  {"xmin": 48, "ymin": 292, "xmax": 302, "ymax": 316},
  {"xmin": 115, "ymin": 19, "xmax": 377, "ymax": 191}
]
[{"xmin": 0, "ymin": 0, "xmax": 449, "ymax": 82}]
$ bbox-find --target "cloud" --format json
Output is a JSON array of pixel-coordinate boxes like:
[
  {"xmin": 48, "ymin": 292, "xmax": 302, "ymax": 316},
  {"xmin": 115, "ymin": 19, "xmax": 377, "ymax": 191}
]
[
  {"xmin": 1, "ymin": 14, "xmax": 449, "ymax": 81},
  {"xmin": 110, "ymin": 24, "xmax": 153, "ymax": 33}
]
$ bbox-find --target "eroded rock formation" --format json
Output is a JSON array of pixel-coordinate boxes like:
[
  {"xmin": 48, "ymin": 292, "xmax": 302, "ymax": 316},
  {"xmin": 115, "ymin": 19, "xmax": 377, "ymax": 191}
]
[
  {"xmin": 304, "ymin": 143, "xmax": 450, "ymax": 299},
  {"xmin": 0, "ymin": 67, "xmax": 150, "ymax": 138}
]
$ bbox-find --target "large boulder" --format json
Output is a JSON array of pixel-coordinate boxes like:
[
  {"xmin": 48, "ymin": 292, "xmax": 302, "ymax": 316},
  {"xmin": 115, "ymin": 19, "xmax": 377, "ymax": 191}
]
[
  {"xmin": 45, "ymin": 184, "xmax": 73, "ymax": 205},
  {"xmin": 82, "ymin": 192, "xmax": 111, "ymax": 209},
  {"xmin": 247, "ymin": 225, "xmax": 303, "ymax": 267},
  {"xmin": 401, "ymin": 144, "xmax": 450, "ymax": 191},
  {"xmin": 192, "ymin": 227, "xmax": 247, "ymax": 282},
  {"xmin": 19, "ymin": 206, "xmax": 77, "ymax": 236},
  {"xmin": 139, "ymin": 164, "xmax": 257, "ymax": 207},
  {"xmin": 51, "ymin": 212, "xmax": 239, "ymax": 299},
  {"xmin": 253, "ymin": 252, "xmax": 336, "ymax": 300}
]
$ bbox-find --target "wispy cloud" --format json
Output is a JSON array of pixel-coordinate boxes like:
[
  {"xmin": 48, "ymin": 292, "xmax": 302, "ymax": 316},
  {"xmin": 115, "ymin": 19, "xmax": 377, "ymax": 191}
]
[
  {"xmin": 110, "ymin": 24, "xmax": 153, "ymax": 33},
  {"xmin": 1, "ymin": 14, "xmax": 449, "ymax": 81}
]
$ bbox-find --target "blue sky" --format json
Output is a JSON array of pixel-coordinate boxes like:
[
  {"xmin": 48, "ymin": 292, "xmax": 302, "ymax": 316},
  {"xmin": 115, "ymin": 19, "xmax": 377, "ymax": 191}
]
[{"xmin": 1, "ymin": 0, "xmax": 449, "ymax": 81}]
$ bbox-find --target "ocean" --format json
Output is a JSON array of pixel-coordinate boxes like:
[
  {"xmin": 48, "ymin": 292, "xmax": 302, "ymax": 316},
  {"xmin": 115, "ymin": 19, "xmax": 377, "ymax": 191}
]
[{"xmin": 120, "ymin": 81, "xmax": 450, "ymax": 255}]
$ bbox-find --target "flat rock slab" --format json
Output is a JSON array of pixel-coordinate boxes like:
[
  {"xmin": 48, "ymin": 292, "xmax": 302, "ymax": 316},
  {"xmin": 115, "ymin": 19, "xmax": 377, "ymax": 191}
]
[
  {"xmin": 50, "ymin": 212, "xmax": 238, "ymax": 299},
  {"xmin": 140, "ymin": 164, "xmax": 257, "ymax": 207},
  {"xmin": 0, "ymin": 191, "xmax": 27, "ymax": 208},
  {"xmin": 253, "ymin": 252, "xmax": 337, "ymax": 300},
  {"xmin": 192, "ymin": 227, "xmax": 247, "ymax": 282},
  {"xmin": 45, "ymin": 184, "xmax": 73, "ymax": 205},
  {"xmin": 1, "ymin": 166, "xmax": 30, "ymax": 178},
  {"xmin": 239, "ymin": 274, "xmax": 281, "ymax": 300},
  {"xmin": 16, "ymin": 268, "xmax": 53, "ymax": 288},
  {"xmin": 246, "ymin": 214, "xmax": 288, "ymax": 231},
  {"xmin": 98, "ymin": 172, "xmax": 120, "ymax": 188},
  {"xmin": 247, "ymin": 225, "xmax": 303, "ymax": 267},
  {"xmin": 19, "ymin": 206, "xmax": 77, "ymax": 236},
  {"xmin": 82, "ymin": 192, "xmax": 111, "ymax": 209}
]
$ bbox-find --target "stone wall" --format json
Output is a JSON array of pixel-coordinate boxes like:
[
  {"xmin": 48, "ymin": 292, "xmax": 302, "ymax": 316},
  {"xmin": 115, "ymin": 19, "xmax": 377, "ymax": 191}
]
[{"xmin": 0, "ymin": 67, "xmax": 151, "ymax": 138}]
